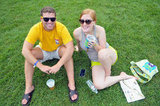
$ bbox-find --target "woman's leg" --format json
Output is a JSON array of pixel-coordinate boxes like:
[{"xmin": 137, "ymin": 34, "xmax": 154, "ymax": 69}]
[
  {"xmin": 92, "ymin": 48, "xmax": 134, "ymax": 90},
  {"xmin": 92, "ymin": 66, "xmax": 134, "ymax": 90},
  {"xmin": 98, "ymin": 48, "xmax": 117, "ymax": 76}
]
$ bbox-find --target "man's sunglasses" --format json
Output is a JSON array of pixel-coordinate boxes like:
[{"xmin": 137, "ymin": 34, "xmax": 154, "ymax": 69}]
[
  {"xmin": 43, "ymin": 17, "xmax": 56, "ymax": 22},
  {"xmin": 79, "ymin": 19, "xmax": 92, "ymax": 24}
]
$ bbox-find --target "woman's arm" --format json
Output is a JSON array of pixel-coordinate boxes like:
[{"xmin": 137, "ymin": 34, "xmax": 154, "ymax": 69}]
[
  {"xmin": 73, "ymin": 28, "xmax": 82, "ymax": 52},
  {"xmin": 94, "ymin": 26, "xmax": 106, "ymax": 52}
]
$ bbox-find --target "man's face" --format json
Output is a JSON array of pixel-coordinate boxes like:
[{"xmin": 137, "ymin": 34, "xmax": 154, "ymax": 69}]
[{"xmin": 41, "ymin": 13, "xmax": 56, "ymax": 31}]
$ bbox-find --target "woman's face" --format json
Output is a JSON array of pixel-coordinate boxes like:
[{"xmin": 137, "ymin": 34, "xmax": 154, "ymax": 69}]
[{"xmin": 80, "ymin": 14, "xmax": 95, "ymax": 33}]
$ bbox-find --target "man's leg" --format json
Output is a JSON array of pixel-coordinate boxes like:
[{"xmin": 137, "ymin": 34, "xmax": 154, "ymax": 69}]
[
  {"xmin": 58, "ymin": 46, "xmax": 78, "ymax": 101},
  {"xmin": 64, "ymin": 58, "xmax": 78, "ymax": 101},
  {"xmin": 64, "ymin": 58, "xmax": 75, "ymax": 90},
  {"xmin": 22, "ymin": 47, "xmax": 43, "ymax": 104}
]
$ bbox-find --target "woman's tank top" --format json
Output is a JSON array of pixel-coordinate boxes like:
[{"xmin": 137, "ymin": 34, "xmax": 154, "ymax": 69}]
[{"xmin": 80, "ymin": 26, "xmax": 109, "ymax": 61}]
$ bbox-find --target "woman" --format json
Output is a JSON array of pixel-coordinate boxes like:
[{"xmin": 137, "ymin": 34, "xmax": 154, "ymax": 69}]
[{"xmin": 73, "ymin": 9, "xmax": 135, "ymax": 90}]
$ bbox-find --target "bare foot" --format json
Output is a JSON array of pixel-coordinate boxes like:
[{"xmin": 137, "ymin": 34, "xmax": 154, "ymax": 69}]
[
  {"xmin": 22, "ymin": 85, "xmax": 34, "ymax": 105},
  {"xmin": 120, "ymin": 72, "xmax": 136, "ymax": 80}
]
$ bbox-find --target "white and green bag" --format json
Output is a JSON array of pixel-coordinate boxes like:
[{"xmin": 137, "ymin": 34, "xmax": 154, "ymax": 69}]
[{"xmin": 130, "ymin": 59, "xmax": 158, "ymax": 83}]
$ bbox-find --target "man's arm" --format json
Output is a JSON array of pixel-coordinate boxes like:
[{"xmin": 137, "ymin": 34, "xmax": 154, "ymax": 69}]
[
  {"xmin": 22, "ymin": 41, "xmax": 38, "ymax": 64},
  {"xmin": 22, "ymin": 41, "xmax": 50, "ymax": 74},
  {"xmin": 58, "ymin": 41, "xmax": 74, "ymax": 67},
  {"xmin": 50, "ymin": 41, "xmax": 74, "ymax": 74}
]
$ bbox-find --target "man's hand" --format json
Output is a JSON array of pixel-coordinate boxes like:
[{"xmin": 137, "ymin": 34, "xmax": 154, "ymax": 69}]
[
  {"xmin": 38, "ymin": 64, "xmax": 51, "ymax": 74},
  {"xmin": 49, "ymin": 64, "xmax": 61, "ymax": 74}
]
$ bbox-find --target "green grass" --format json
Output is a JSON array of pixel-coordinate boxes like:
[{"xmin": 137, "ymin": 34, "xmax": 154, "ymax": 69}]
[{"xmin": 0, "ymin": 0, "xmax": 160, "ymax": 106}]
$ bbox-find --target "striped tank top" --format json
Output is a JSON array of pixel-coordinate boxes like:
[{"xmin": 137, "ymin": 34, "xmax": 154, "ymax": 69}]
[{"xmin": 80, "ymin": 26, "xmax": 109, "ymax": 61}]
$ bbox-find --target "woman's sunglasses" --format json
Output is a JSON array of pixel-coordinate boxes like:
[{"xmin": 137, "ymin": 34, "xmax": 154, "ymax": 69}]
[
  {"xmin": 43, "ymin": 17, "xmax": 56, "ymax": 22},
  {"xmin": 79, "ymin": 19, "xmax": 92, "ymax": 24}
]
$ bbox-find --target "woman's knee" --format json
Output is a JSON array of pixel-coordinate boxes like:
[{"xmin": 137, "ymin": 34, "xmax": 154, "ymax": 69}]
[
  {"xmin": 93, "ymin": 81, "xmax": 104, "ymax": 90},
  {"xmin": 98, "ymin": 49, "xmax": 110, "ymax": 60},
  {"xmin": 98, "ymin": 48, "xmax": 117, "ymax": 61}
]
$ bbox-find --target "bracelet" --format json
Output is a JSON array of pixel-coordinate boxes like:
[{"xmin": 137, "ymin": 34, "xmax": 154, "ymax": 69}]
[{"xmin": 33, "ymin": 60, "xmax": 39, "ymax": 68}]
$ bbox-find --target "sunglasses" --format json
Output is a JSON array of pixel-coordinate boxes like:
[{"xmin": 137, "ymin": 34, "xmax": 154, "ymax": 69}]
[
  {"xmin": 43, "ymin": 17, "xmax": 56, "ymax": 22},
  {"xmin": 79, "ymin": 19, "xmax": 93, "ymax": 24}
]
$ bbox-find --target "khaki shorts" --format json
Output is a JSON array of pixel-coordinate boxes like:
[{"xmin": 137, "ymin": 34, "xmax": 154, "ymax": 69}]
[
  {"xmin": 36, "ymin": 45, "xmax": 60, "ymax": 63},
  {"xmin": 91, "ymin": 46, "xmax": 118, "ymax": 67}
]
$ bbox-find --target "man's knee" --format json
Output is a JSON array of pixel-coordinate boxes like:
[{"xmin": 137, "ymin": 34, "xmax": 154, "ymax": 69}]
[
  {"xmin": 31, "ymin": 48, "xmax": 43, "ymax": 59},
  {"xmin": 58, "ymin": 46, "xmax": 66, "ymax": 57},
  {"xmin": 31, "ymin": 50, "xmax": 37, "ymax": 58}
]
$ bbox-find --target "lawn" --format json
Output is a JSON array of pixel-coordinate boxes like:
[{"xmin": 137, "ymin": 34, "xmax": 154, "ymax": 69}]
[{"xmin": 0, "ymin": 0, "xmax": 160, "ymax": 106}]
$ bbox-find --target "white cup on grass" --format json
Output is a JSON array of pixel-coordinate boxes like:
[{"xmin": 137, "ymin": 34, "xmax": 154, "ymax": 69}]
[{"xmin": 46, "ymin": 79, "xmax": 55, "ymax": 90}]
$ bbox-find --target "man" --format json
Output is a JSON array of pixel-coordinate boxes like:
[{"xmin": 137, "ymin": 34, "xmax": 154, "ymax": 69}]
[{"xmin": 21, "ymin": 6, "xmax": 78, "ymax": 105}]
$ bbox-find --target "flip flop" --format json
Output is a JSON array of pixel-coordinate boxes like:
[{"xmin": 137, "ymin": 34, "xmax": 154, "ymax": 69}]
[
  {"xmin": 22, "ymin": 89, "xmax": 35, "ymax": 106},
  {"xmin": 68, "ymin": 87, "xmax": 78, "ymax": 103}
]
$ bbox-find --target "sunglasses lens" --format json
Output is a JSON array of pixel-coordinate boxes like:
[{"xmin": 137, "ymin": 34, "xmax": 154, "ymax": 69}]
[
  {"xmin": 43, "ymin": 18, "xmax": 49, "ymax": 22},
  {"xmin": 79, "ymin": 19, "xmax": 92, "ymax": 24},
  {"xmin": 79, "ymin": 19, "xmax": 84, "ymax": 24},
  {"xmin": 50, "ymin": 18, "xmax": 56, "ymax": 22},
  {"xmin": 43, "ymin": 17, "xmax": 56, "ymax": 22},
  {"xmin": 86, "ymin": 20, "xmax": 92, "ymax": 24}
]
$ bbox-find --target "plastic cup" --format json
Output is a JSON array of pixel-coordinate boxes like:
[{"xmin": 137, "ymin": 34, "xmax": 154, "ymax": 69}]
[
  {"xmin": 85, "ymin": 34, "xmax": 97, "ymax": 49},
  {"xmin": 46, "ymin": 79, "xmax": 55, "ymax": 90}
]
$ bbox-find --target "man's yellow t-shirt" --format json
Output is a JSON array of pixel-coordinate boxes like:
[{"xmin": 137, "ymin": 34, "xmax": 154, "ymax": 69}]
[{"xmin": 25, "ymin": 21, "xmax": 72, "ymax": 52}]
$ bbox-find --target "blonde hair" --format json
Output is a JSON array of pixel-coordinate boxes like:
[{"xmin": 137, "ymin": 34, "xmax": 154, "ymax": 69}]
[{"xmin": 80, "ymin": 9, "xmax": 96, "ymax": 21}]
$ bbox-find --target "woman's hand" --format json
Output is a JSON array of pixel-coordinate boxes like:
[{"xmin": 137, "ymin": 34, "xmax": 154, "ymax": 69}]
[
  {"xmin": 74, "ymin": 45, "xmax": 82, "ymax": 52},
  {"xmin": 87, "ymin": 41, "xmax": 97, "ymax": 48},
  {"xmin": 74, "ymin": 45, "xmax": 79, "ymax": 52}
]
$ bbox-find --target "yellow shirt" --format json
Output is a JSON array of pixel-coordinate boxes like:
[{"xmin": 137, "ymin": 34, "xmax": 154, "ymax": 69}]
[{"xmin": 25, "ymin": 21, "xmax": 72, "ymax": 51}]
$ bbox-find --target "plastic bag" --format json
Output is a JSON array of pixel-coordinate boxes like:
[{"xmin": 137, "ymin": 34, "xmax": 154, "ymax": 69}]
[{"xmin": 130, "ymin": 59, "xmax": 158, "ymax": 83}]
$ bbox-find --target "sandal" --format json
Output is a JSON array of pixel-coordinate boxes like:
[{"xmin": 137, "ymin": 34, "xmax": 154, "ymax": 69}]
[
  {"xmin": 68, "ymin": 86, "xmax": 78, "ymax": 103},
  {"xmin": 22, "ymin": 89, "xmax": 35, "ymax": 106}
]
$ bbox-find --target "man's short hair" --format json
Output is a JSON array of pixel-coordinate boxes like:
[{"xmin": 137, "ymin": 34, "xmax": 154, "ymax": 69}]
[{"xmin": 40, "ymin": 6, "xmax": 56, "ymax": 16}]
